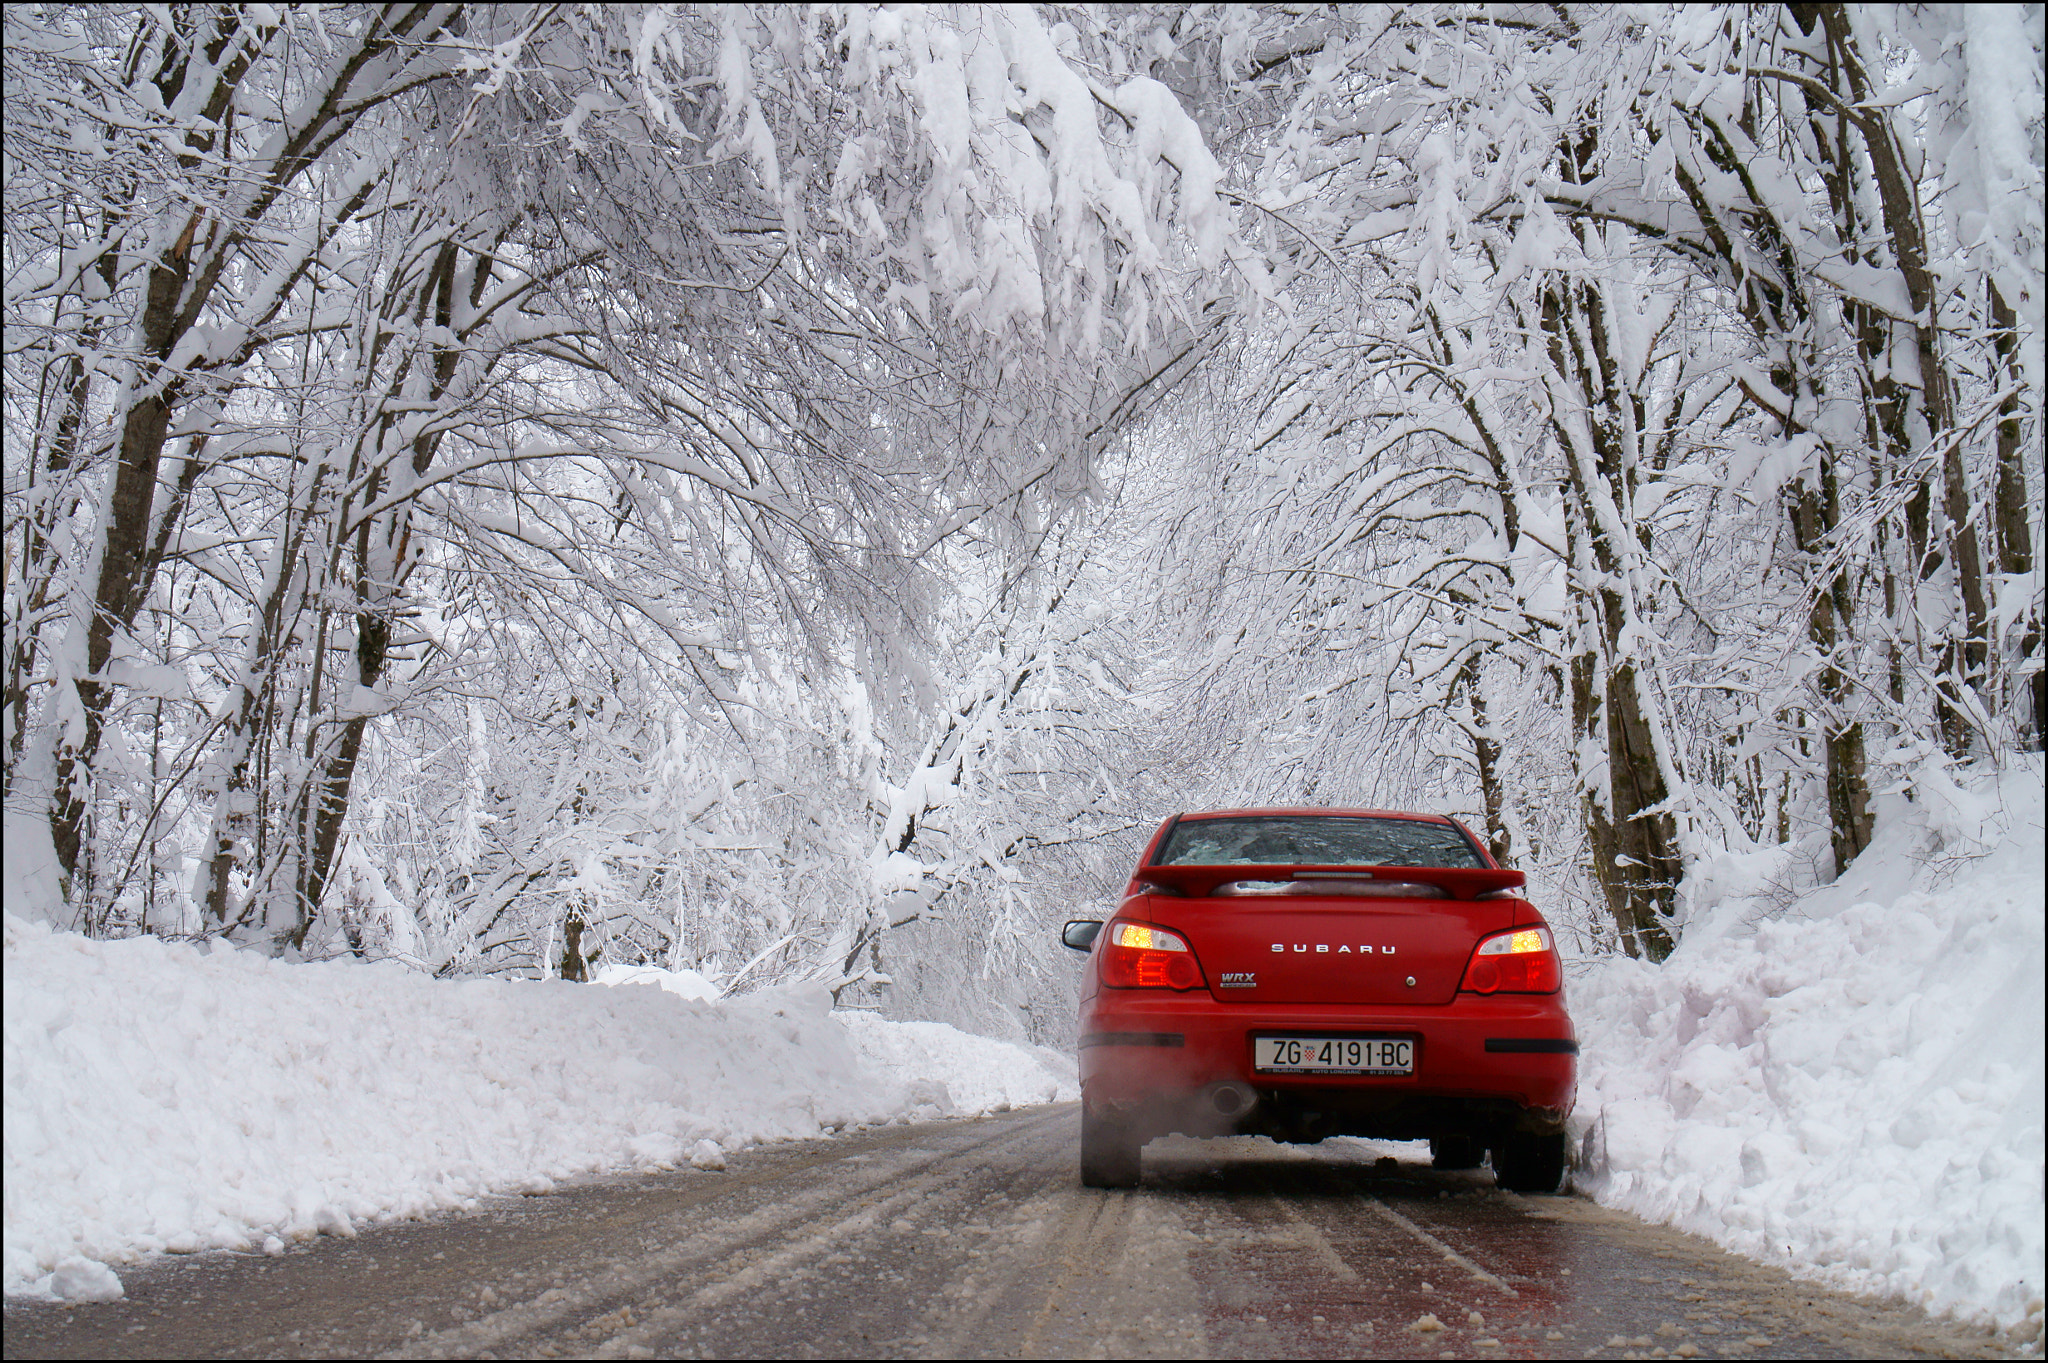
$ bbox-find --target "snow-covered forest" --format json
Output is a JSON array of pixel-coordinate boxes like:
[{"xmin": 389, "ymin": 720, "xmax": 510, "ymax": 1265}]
[{"xmin": 5, "ymin": 2, "xmax": 2042, "ymax": 1044}]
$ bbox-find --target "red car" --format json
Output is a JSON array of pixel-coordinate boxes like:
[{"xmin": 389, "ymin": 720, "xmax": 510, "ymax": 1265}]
[{"xmin": 1063, "ymin": 809, "xmax": 1575, "ymax": 1191}]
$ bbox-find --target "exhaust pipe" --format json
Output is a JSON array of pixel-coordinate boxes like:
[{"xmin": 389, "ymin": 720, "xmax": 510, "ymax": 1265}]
[{"xmin": 1209, "ymin": 1083, "xmax": 1257, "ymax": 1118}]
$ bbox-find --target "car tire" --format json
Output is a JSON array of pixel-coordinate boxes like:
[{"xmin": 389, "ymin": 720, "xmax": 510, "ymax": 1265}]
[
  {"xmin": 1080, "ymin": 1108, "xmax": 1141, "ymax": 1188},
  {"xmin": 1430, "ymin": 1134, "xmax": 1485, "ymax": 1170},
  {"xmin": 1492, "ymin": 1130, "xmax": 1566, "ymax": 1193}
]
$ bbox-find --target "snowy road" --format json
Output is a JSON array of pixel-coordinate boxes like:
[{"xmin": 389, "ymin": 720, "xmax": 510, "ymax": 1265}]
[{"xmin": 2, "ymin": 1104, "xmax": 2013, "ymax": 1360}]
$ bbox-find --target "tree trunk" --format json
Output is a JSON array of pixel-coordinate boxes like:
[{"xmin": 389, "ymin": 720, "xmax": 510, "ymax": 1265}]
[
  {"xmin": 1789, "ymin": 474, "xmax": 1873, "ymax": 874},
  {"xmin": 194, "ymin": 467, "xmax": 328, "ymax": 932},
  {"xmin": 1988, "ymin": 281, "xmax": 2042, "ymax": 749},
  {"xmin": 1677, "ymin": 46, "xmax": 1882, "ymax": 874},
  {"xmin": 1803, "ymin": 3, "xmax": 1988, "ymax": 753},
  {"xmin": 561, "ymin": 911, "xmax": 590, "ymax": 982},
  {"xmin": 1454, "ymin": 653, "xmax": 1513, "ymax": 865},
  {"xmin": 49, "ymin": 282, "xmax": 193, "ymax": 884},
  {"xmin": 269, "ymin": 240, "xmax": 465, "ymax": 947},
  {"xmin": 1542, "ymin": 262, "xmax": 1681, "ymax": 962}
]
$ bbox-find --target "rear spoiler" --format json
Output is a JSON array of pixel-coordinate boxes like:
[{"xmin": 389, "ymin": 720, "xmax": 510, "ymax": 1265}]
[{"xmin": 1128, "ymin": 864, "xmax": 1524, "ymax": 901}]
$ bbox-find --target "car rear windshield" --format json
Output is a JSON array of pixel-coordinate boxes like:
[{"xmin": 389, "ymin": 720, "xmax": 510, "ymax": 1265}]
[{"xmin": 1153, "ymin": 815, "xmax": 1484, "ymax": 869}]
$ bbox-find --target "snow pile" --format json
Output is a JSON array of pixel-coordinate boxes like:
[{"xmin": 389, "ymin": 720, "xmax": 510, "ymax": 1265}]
[
  {"xmin": 589, "ymin": 966, "xmax": 1080, "ymax": 1116},
  {"xmin": 589, "ymin": 960, "xmax": 722, "ymax": 1002},
  {"xmin": 1, "ymin": 922, "xmax": 1071, "ymax": 1301},
  {"xmin": 833, "ymin": 1008, "xmax": 1078, "ymax": 1114},
  {"xmin": 1573, "ymin": 756, "xmax": 2045, "ymax": 1340}
]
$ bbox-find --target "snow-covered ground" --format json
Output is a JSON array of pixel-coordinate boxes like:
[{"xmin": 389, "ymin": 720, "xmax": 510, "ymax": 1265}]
[
  {"xmin": 1572, "ymin": 756, "xmax": 2045, "ymax": 1342},
  {"xmin": 1, "ymin": 915, "xmax": 1075, "ymax": 1303},
  {"xmin": 4, "ymin": 760, "xmax": 2040, "ymax": 1342}
]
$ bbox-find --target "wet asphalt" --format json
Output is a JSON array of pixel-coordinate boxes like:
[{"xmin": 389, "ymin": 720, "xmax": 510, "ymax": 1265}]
[{"xmin": 1, "ymin": 1103, "xmax": 2021, "ymax": 1359}]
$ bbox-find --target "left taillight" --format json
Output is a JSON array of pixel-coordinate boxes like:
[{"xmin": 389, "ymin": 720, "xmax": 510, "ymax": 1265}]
[
  {"xmin": 1099, "ymin": 921, "xmax": 1207, "ymax": 991},
  {"xmin": 1460, "ymin": 925, "xmax": 1561, "ymax": 994}
]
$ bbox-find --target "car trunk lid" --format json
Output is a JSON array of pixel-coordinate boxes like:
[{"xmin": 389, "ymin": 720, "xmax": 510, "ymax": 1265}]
[{"xmin": 1128, "ymin": 865, "xmax": 1521, "ymax": 1007}]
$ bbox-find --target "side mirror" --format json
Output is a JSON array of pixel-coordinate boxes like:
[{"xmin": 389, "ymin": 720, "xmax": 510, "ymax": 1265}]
[{"xmin": 1061, "ymin": 919, "xmax": 1104, "ymax": 952}]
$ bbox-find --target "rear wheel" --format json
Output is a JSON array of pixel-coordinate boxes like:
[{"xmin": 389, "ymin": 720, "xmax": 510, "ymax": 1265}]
[
  {"xmin": 1430, "ymin": 1134, "xmax": 1485, "ymax": 1170},
  {"xmin": 1079, "ymin": 1108, "xmax": 1141, "ymax": 1188},
  {"xmin": 1492, "ymin": 1130, "xmax": 1566, "ymax": 1193}
]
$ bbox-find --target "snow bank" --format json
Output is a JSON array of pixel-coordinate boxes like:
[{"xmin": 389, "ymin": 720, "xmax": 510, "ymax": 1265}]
[
  {"xmin": 833, "ymin": 1008, "xmax": 1079, "ymax": 1114},
  {"xmin": 586, "ymin": 967, "xmax": 1080, "ymax": 1117},
  {"xmin": 2, "ymin": 923, "xmax": 1073, "ymax": 1301},
  {"xmin": 1573, "ymin": 756, "xmax": 2045, "ymax": 1341}
]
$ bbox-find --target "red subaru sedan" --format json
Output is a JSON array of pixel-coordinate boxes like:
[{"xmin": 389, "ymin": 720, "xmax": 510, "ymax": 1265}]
[{"xmin": 1063, "ymin": 809, "xmax": 1576, "ymax": 1191}]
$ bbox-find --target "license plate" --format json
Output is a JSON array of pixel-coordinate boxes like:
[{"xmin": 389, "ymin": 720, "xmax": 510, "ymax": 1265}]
[{"xmin": 1254, "ymin": 1036, "xmax": 1413, "ymax": 1074}]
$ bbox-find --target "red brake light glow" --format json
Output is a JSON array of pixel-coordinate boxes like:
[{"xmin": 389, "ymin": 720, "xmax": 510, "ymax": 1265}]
[
  {"xmin": 1101, "ymin": 921, "xmax": 1207, "ymax": 991},
  {"xmin": 1460, "ymin": 926, "xmax": 1561, "ymax": 994}
]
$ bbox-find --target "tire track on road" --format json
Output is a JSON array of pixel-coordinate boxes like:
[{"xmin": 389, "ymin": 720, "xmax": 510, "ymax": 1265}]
[
  {"xmin": 1360, "ymin": 1197, "xmax": 1520, "ymax": 1297},
  {"xmin": 907, "ymin": 1110, "xmax": 1213, "ymax": 1360},
  {"xmin": 387, "ymin": 1109, "xmax": 1066, "ymax": 1359},
  {"xmin": 7, "ymin": 1112, "xmax": 2019, "ymax": 1362},
  {"xmin": 912, "ymin": 1124, "xmax": 1110, "ymax": 1360}
]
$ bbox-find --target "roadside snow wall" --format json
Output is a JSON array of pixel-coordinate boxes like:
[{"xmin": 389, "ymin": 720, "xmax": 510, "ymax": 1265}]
[
  {"xmin": 1572, "ymin": 756, "xmax": 2045, "ymax": 1340},
  {"xmin": 1, "ymin": 917, "xmax": 1075, "ymax": 1300}
]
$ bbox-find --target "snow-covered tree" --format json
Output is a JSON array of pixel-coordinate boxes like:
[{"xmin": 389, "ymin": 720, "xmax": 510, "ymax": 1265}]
[
  {"xmin": 4, "ymin": 3, "xmax": 1250, "ymax": 990},
  {"xmin": 6, "ymin": 2, "xmax": 2037, "ymax": 1005},
  {"xmin": 1122, "ymin": 2, "xmax": 2040, "ymax": 959}
]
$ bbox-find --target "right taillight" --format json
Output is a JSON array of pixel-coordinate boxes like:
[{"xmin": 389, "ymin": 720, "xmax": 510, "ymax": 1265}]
[
  {"xmin": 1099, "ymin": 921, "xmax": 1207, "ymax": 991},
  {"xmin": 1460, "ymin": 925, "xmax": 1561, "ymax": 994}
]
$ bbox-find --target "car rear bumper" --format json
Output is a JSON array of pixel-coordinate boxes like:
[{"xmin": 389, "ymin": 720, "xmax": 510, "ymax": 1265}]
[{"xmin": 1077, "ymin": 991, "xmax": 1576, "ymax": 1140}]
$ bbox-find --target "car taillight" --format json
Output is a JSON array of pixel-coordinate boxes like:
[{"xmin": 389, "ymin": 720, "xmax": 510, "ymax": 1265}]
[
  {"xmin": 1460, "ymin": 926, "xmax": 1561, "ymax": 994},
  {"xmin": 1100, "ymin": 921, "xmax": 1207, "ymax": 991}
]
